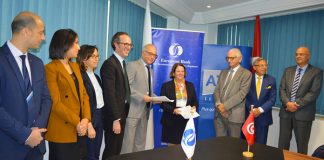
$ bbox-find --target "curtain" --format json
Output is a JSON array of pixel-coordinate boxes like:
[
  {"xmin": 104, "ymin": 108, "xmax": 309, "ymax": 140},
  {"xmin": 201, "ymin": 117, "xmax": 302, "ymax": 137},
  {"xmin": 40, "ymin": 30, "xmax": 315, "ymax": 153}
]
[
  {"xmin": 0, "ymin": 0, "xmax": 108, "ymax": 66},
  {"xmin": 108, "ymin": 0, "xmax": 167, "ymax": 61}
]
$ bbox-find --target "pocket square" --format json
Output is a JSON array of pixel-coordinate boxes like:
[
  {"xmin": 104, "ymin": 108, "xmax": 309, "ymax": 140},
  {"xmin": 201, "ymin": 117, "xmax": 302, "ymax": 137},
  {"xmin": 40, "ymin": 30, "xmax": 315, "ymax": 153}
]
[{"xmin": 266, "ymin": 85, "xmax": 272, "ymax": 89}]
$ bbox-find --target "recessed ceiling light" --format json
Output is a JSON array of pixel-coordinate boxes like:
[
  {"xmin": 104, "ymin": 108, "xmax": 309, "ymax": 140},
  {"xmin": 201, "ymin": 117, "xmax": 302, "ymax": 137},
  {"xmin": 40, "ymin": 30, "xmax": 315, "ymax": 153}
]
[{"xmin": 206, "ymin": 5, "xmax": 211, "ymax": 8}]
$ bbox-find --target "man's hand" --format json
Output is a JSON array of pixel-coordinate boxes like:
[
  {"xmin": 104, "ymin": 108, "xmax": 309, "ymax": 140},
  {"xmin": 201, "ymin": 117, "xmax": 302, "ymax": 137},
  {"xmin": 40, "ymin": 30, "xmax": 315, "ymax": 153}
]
[
  {"xmin": 286, "ymin": 102, "xmax": 299, "ymax": 112},
  {"xmin": 113, "ymin": 120, "xmax": 121, "ymax": 134},
  {"xmin": 25, "ymin": 127, "xmax": 47, "ymax": 148},
  {"xmin": 143, "ymin": 95, "xmax": 151, "ymax": 102},
  {"xmin": 252, "ymin": 108, "xmax": 261, "ymax": 117},
  {"xmin": 216, "ymin": 103, "xmax": 229, "ymax": 118},
  {"xmin": 217, "ymin": 103, "xmax": 226, "ymax": 113},
  {"xmin": 87, "ymin": 123, "xmax": 96, "ymax": 139}
]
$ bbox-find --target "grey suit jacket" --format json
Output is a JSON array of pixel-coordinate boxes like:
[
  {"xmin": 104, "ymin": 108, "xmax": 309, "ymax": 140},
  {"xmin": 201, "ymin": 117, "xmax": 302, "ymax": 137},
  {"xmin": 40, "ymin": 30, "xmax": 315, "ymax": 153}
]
[
  {"xmin": 126, "ymin": 59, "xmax": 154, "ymax": 119},
  {"xmin": 279, "ymin": 64, "xmax": 323, "ymax": 121},
  {"xmin": 214, "ymin": 66, "xmax": 252, "ymax": 123}
]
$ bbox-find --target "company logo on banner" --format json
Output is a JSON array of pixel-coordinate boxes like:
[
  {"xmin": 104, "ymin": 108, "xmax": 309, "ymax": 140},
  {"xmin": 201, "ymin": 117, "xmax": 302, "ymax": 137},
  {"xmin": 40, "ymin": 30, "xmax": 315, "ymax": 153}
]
[
  {"xmin": 169, "ymin": 43, "xmax": 183, "ymax": 57},
  {"xmin": 152, "ymin": 28, "xmax": 204, "ymax": 148},
  {"xmin": 202, "ymin": 69, "xmax": 221, "ymax": 95}
]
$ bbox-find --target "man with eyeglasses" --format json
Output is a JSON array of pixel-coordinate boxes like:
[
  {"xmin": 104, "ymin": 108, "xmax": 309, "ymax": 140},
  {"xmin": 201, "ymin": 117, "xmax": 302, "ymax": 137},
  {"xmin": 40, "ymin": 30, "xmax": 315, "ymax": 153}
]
[
  {"xmin": 245, "ymin": 58, "xmax": 276, "ymax": 144},
  {"xmin": 121, "ymin": 44, "xmax": 158, "ymax": 154},
  {"xmin": 213, "ymin": 48, "xmax": 251, "ymax": 138},
  {"xmin": 278, "ymin": 46, "xmax": 323, "ymax": 154},
  {"xmin": 100, "ymin": 32, "xmax": 132, "ymax": 159}
]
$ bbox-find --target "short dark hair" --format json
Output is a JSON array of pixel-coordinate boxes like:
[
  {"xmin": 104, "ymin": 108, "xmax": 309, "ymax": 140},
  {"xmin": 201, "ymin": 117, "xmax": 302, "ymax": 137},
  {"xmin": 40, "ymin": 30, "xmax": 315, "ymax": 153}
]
[
  {"xmin": 11, "ymin": 11, "xmax": 37, "ymax": 33},
  {"xmin": 77, "ymin": 45, "xmax": 98, "ymax": 72},
  {"xmin": 111, "ymin": 32, "xmax": 129, "ymax": 51},
  {"xmin": 169, "ymin": 63, "xmax": 187, "ymax": 79},
  {"xmin": 49, "ymin": 29, "xmax": 78, "ymax": 60}
]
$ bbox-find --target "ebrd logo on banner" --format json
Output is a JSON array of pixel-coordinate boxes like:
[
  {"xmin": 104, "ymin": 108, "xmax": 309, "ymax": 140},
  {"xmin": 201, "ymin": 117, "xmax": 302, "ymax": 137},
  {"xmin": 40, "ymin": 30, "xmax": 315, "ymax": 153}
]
[
  {"xmin": 152, "ymin": 28, "xmax": 204, "ymax": 148},
  {"xmin": 198, "ymin": 44, "xmax": 251, "ymax": 140}
]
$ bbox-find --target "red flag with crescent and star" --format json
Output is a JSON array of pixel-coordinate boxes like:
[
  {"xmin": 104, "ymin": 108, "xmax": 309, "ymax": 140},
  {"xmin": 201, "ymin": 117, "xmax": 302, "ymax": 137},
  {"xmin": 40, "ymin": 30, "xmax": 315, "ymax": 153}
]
[{"xmin": 242, "ymin": 112, "xmax": 255, "ymax": 146}]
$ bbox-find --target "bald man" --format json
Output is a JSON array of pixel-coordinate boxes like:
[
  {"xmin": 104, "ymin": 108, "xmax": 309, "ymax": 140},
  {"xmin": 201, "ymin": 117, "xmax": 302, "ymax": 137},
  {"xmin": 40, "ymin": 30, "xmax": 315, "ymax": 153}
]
[
  {"xmin": 121, "ymin": 44, "xmax": 158, "ymax": 153},
  {"xmin": 0, "ymin": 12, "xmax": 52, "ymax": 159},
  {"xmin": 213, "ymin": 48, "xmax": 252, "ymax": 138},
  {"xmin": 278, "ymin": 46, "xmax": 323, "ymax": 154}
]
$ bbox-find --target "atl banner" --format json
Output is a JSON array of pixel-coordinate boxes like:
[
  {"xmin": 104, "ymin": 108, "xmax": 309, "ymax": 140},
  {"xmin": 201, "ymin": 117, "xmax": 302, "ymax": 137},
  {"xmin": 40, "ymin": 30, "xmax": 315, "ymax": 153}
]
[
  {"xmin": 152, "ymin": 28, "xmax": 204, "ymax": 148},
  {"xmin": 198, "ymin": 44, "xmax": 252, "ymax": 140}
]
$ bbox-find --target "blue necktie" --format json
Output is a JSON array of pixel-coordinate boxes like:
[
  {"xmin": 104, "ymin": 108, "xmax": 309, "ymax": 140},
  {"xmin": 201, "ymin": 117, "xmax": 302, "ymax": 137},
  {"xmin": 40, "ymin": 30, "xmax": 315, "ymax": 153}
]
[
  {"xmin": 290, "ymin": 68, "xmax": 302, "ymax": 102},
  {"xmin": 20, "ymin": 55, "xmax": 33, "ymax": 106}
]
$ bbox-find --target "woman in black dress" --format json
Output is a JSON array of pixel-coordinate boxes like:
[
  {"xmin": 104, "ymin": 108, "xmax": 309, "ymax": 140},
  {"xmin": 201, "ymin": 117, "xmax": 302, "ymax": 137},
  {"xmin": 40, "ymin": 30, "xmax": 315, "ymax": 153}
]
[{"xmin": 160, "ymin": 63, "xmax": 198, "ymax": 145}]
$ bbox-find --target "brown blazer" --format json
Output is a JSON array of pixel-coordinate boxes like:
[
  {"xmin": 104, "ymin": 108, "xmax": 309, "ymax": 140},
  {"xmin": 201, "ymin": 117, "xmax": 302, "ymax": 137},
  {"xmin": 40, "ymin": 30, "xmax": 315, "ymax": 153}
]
[{"xmin": 45, "ymin": 60, "xmax": 91, "ymax": 143}]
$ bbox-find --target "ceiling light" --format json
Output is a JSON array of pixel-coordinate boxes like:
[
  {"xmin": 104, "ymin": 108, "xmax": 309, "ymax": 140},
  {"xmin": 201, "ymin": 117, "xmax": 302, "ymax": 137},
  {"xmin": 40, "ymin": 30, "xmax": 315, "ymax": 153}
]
[{"xmin": 206, "ymin": 5, "xmax": 211, "ymax": 8}]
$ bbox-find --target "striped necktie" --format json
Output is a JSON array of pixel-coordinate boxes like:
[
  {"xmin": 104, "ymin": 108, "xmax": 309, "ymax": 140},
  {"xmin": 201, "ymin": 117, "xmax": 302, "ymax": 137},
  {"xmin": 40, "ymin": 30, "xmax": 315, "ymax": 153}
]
[
  {"xmin": 20, "ymin": 55, "xmax": 34, "ymax": 113},
  {"xmin": 290, "ymin": 68, "xmax": 303, "ymax": 102},
  {"xmin": 223, "ymin": 69, "xmax": 234, "ymax": 96}
]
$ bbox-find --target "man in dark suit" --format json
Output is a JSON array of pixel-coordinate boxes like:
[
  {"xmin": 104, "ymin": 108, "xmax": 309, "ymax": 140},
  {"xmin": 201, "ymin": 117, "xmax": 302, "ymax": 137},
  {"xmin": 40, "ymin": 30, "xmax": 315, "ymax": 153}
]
[
  {"xmin": 100, "ymin": 32, "xmax": 132, "ymax": 159},
  {"xmin": 278, "ymin": 46, "xmax": 323, "ymax": 154},
  {"xmin": 0, "ymin": 11, "xmax": 52, "ymax": 160},
  {"xmin": 245, "ymin": 58, "xmax": 276, "ymax": 144},
  {"xmin": 214, "ymin": 48, "xmax": 252, "ymax": 138}
]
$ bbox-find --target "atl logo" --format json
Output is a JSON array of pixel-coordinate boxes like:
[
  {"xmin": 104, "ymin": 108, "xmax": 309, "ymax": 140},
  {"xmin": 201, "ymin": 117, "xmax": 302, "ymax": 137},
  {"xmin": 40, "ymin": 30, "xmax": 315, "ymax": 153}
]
[
  {"xmin": 182, "ymin": 129, "xmax": 196, "ymax": 146},
  {"xmin": 168, "ymin": 43, "xmax": 183, "ymax": 57}
]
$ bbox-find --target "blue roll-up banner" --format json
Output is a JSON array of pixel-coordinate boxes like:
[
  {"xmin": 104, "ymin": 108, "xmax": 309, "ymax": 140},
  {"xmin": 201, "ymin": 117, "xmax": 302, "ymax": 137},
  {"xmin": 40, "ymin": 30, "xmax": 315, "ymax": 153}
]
[
  {"xmin": 198, "ymin": 44, "xmax": 252, "ymax": 140},
  {"xmin": 152, "ymin": 28, "xmax": 204, "ymax": 148}
]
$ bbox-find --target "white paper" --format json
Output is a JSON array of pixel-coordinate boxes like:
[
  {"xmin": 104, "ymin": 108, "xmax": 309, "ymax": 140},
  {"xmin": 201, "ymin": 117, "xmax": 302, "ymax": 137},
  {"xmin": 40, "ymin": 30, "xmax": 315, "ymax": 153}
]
[
  {"xmin": 179, "ymin": 106, "xmax": 200, "ymax": 119},
  {"xmin": 151, "ymin": 96, "xmax": 174, "ymax": 102}
]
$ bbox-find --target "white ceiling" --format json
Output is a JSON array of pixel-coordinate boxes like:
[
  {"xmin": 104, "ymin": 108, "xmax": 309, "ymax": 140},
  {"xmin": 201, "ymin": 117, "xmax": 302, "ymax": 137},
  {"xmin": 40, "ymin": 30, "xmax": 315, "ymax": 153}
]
[
  {"xmin": 177, "ymin": 0, "xmax": 254, "ymax": 12},
  {"xmin": 130, "ymin": 0, "xmax": 324, "ymax": 24}
]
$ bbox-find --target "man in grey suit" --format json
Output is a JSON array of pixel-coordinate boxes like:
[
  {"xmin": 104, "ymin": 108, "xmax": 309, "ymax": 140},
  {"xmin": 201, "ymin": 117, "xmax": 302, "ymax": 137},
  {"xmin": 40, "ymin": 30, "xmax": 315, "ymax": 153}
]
[
  {"xmin": 121, "ymin": 44, "xmax": 157, "ymax": 153},
  {"xmin": 278, "ymin": 46, "xmax": 323, "ymax": 154},
  {"xmin": 214, "ymin": 48, "xmax": 252, "ymax": 138}
]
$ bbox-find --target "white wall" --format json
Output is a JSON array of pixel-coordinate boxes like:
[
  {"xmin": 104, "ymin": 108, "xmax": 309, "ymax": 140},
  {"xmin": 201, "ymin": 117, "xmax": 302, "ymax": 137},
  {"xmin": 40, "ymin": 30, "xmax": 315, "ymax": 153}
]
[{"xmin": 268, "ymin": 108, "xmax": 324, "ymax": 155}]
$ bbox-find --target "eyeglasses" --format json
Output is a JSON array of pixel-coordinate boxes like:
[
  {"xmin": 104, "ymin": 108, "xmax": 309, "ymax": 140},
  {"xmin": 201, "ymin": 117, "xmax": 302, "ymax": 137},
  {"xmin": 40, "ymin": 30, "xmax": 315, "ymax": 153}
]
[
  {"xmin": 90, "ymin": 54, "xmax": 100, "ymax": 59},
  {"xmin": 254, "ymin": 64, "xmax": 268, "ymax": 67},
  {"xmin": 145, "ymin": 51, "xmax": 158, "ymax": 59},
  {"xmin": 225, "ymin": 56, "xmax": 237, "ymax": 61},
  {"xmin": 118, "ymin": 42, "xmax": 133, "ymax": 48}
]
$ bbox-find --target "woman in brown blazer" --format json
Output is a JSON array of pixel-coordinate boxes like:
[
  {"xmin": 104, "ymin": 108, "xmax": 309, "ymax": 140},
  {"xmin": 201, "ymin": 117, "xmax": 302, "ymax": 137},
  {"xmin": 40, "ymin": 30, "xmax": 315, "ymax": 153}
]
[{"xmin": 45, "ymin": 29, "xmax": 93, "ymax": 160}]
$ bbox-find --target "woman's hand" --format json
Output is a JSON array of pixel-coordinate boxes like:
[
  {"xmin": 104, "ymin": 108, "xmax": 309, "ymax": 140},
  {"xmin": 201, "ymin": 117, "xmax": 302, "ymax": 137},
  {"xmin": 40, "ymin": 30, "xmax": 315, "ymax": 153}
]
[{"xmin": 87, "ymin": 123, "xmax": 96, "ymax": 139}]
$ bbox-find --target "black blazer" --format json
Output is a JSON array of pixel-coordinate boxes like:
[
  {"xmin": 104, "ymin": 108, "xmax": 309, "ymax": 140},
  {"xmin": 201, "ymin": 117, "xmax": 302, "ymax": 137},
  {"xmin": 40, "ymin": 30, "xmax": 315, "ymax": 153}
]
[
  {"xmin": 160, "ymin": 80, "xmax": 198, "ymax": 127},
  {"xmin": 100, "ymin": 54, "xmax": 130, "ymax": 123},
  {"xmin": 81, "ymin": 71, "xmax": 103, "ymax": 127}
]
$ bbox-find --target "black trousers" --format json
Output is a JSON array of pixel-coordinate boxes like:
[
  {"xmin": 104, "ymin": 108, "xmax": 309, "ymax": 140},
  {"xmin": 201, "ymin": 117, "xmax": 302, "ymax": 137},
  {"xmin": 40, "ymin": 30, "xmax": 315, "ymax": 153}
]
[
  {"xmin": 48, "ymin": 136, "xmax": 87, "ymax": 160},
  {"xmin": 278, "ymin": 117, "xmax": 312, "ymax": 154},
  {"xmin": 102, "ymin": 119, "xmax": 126, "ymax": 160}
]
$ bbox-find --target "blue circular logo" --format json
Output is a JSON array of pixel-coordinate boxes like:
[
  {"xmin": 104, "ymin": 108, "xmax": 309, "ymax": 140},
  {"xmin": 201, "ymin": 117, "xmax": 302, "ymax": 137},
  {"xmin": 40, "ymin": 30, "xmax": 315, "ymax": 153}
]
[
  {"xmin": 169, "ymin": 43, "xmax": 183, "ymax": 57},
  {"xmin": 182, "ymin": 129, "xmax": 196, "ymax": 146}
]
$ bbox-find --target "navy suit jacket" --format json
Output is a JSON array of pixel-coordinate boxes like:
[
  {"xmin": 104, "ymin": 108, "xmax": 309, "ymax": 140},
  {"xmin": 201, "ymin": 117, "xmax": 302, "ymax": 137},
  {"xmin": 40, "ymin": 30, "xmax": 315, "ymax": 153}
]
[
  {"xmin": 81, "ymin": 71, "xmax": 102, "ymax": 127},
  {"xmin": 100, "ymin": 54, "xmax": 130, "ymax": 124},
  {"xmin": 0, "ymin": 43, "xmax": 52, "ymax": 159},
  {"xmin": 245, "ymin": 74, "xmax": 276, "ymax": 126}
]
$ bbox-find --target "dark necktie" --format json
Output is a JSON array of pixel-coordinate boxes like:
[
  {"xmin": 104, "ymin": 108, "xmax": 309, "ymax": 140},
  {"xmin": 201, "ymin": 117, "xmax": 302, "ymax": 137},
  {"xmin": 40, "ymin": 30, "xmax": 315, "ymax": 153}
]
[
  {"xmin": 146, "ymin": 65, "xmax": 152, "ymax": 108},
  {"xmin": 20, "ymin": 55, "xmax": 33, "ymax": 107},
  {"xmin": 223, "ymin": 69, "xmax": 234, "ymax": 96},
  {"xmin": 123, "ymin": 60, "xmax": 130, "ymax": 103},
  {"xmin": 290, "ymin": 68, "xmax": 303, "ymax": 102}
]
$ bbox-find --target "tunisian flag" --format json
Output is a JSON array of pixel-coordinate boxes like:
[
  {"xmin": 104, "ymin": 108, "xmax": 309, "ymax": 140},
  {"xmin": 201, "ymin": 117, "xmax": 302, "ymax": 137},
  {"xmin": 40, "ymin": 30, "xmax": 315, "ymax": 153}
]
[
  {"xmin": 251, "ymin": 15, "xmax": 261, "ymax": 66},
  {"xmin": 242, "ymin": 112, "xmax": 255, "ymax": 146}
]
